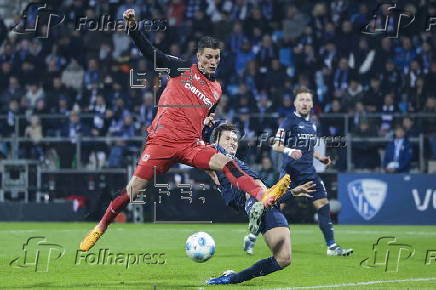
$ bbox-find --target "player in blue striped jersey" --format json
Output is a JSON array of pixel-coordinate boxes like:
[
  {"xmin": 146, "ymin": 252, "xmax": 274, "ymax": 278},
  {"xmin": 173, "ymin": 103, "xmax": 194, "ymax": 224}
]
[
  {"xmin": 243, "ymin": 87, "xmax": 353, "ymax": 256},
  {"xmin": 203, "ymin": 122, "xmax": 315, "ymax": 284}
]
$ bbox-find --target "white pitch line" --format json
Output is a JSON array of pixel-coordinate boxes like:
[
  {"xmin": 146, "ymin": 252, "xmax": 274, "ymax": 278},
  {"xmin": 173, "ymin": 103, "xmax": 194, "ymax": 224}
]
[
  {"xmin": 266, "ymin": 277, "xmax": 436, "ymax": 290},
  {"xmin": 1, "ymin": 228, "xmax": 435, "ymax": 236}
]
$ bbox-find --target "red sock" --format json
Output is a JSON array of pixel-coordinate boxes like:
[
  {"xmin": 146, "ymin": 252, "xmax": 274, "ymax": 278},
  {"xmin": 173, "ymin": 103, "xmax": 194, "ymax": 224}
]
[
  {"xmin": 98, "ymin": 189, "xmax": 130, "ymax": 232},
  {"xmin": 222, "ymin": 160, "xmax": 263, "ymax": 200}
]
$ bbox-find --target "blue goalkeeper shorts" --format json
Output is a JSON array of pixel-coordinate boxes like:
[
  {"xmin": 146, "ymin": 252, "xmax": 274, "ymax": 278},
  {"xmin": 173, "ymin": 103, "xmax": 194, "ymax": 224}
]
[{"xmin": 245, "ymin": 197, "xmax": 288, "ymax": 235}]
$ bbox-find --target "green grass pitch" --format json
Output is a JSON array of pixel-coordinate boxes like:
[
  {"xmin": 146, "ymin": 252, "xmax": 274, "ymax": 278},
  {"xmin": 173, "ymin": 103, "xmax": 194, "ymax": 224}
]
[{"xmin": 1, "ymin": 222, "xmax": 435, "ymax": 289}]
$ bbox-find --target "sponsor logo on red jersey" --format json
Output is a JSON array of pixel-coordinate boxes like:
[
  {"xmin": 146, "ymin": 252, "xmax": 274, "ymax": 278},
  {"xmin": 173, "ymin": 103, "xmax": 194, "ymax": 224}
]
[{"xmin": 184, "ymin": 82, "xmax": 213, "ymax": 107}]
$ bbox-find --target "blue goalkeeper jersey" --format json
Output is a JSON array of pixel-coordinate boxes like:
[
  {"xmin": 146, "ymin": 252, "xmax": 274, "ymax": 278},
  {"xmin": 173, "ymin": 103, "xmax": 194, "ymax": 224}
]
[{"xmin": 275, "ymin": 111, "xmax": 318, "ymax": 182}]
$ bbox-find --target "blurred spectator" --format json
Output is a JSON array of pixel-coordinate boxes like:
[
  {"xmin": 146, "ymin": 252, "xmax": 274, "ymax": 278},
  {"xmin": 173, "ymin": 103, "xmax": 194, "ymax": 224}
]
[
  {"xmin": 323, "ymin": 99, "xmax": 344, "ymax": 136},
  {"xmin": 61, "ymin": 59, "xmax": 84, "ymax": 90},
  {"xmin": 227, "ymin": 21, "xmax": 247, "ymax": 53},
  {"xmin": 244, "ymin": 6, "xmax": 270, "ymax": 38},
  {"xmin": 379, "ymin": 93, "xmax": 397, "ymax": 137},
  {"xmin": 235, "ymin": 40, "xmax": 255, "ymax": 76},
  {"xmin": 333, "ymin": 57, "xmax": 351, "ymax": 97},
  {"xmin": 23, "ymin": 115, "xmax": 44, "ymax": 161},
  {"xmin": 408, "ymin": 77, "xmax": 426, "ymax": 111},
  {"xmin": 108, "ymin": 114, "xmax": 136, "ymax": 168},
  {"xmin": 0, "ymin": 62, "xmax": 13, "ymax": 90},
  {"xmin": 330, "ymin": 0, "xmax": 349, "ymax": 24},
  {"xmin": 425, "ymin": 63, "xmax": 436, "ymax": 98},
  {"xmin": 258, "ymin": 156, "xmax": 277, "ymax": 187},
  {"xmin": 46, "ymin": 77, "xmax": 73, "ymax": 110},
  {"xmin": 233, "ymin": 107, "xmax": 257, "ymax": 140},
  {"xmin": 362, "ymin": 77, "xmax": 384, "ymax": 112},
  {"xmin": 352, "ymin": 120, "xmax": 380, "ymax": 169},
  {"xmin": 336, "ymin": 20, "xmax": 356, "ymax": 56},
  {"xmin": 342, "ymin": 79, "xmax": 364, "ymax": 112},
  {"xmin": 185, "ymin": 0, "xmax": 207, "ymax": 20},
  {"xmin": 136, "ymin": 92, "xmax": 155, "ymax": 129},
  {"xmin": 243, "ymin": 60, "xmax": 262, "ymax": 94},
  {"xmin": 90, "ymin": 95, "xmax": 110, "ymax": 137},
  {"xmin": 256, "ymin": 93, "xmax": 274, "ymax": 132},
  {"xmin": 168, "ymin": 0, "xmax": 186, "ymax": 26},
  {"xmin": 1, "ymin": 77, "xmax": 25, "ymax": 110},
  {"xmin": 403, "ymin": 117, "xmax": 419, "ymax": 138},
  {"xmin": 191, "ymin": 10, "xmax": 212, "ymax": 38},
  {"xmin": 282, "ymin": 5, "xmax": 307, "ymax": 40},
  {"xmin": 350, "ymin": 101, "xmax": 368, "ymax": 132},
  {"xmin": 310, "ymin": 3, "xmax": 329, "ymax": 40},
  {"xmin": 374, "ymin": 38, "xmax": 392, "ymax": 71},
  {"xmin": 394, "ymin": 37, "xmax": 416, "ymax": 74},
  {"xmin": 384, "ymin": 126, "xmax": 413, "ymax": 173},
  {"xmin": 25, "ymin": 82, "xmax": 45, "ymax": 108},
  {"xmin": 350, "ymin": 3, "xmax": 369, "ymax": 29},
  {"xmin": 256, "ymin": 34, "xmax": 277, "ymax": 71},
  {"xmin": 349, "ymin": 38, "xmax": 375, "ymax": 83},
  {"xmin": 294, "ymin": 43, "xmax": 318, "ymax": 77},
  {"xmin": 83, "ymin": 59, "xmax": 101, "ymax": 89},
  {"xmin": 380, "ymin": 59, "xmax": 402, "ymax": 95},
  {"xmin": 1, "ymin": 99, "xmax": 21, "ymax": 137},
  {"xmin": 277, "ymin": 95, "xmax": 293, "ymax": 117},
  {"xmin": 265, "ymin": 59, "xmax": 287, "ymax": 95},
  {"xmin": 58, "ymin": 111, "xmax": 91, "ymax": 168}
]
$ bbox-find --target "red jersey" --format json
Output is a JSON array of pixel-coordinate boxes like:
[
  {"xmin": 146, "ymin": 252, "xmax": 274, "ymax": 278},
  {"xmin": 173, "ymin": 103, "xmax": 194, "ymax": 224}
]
[{"xmin": 147, "ymin": 64, "xmax": 222, "ymax": 143}]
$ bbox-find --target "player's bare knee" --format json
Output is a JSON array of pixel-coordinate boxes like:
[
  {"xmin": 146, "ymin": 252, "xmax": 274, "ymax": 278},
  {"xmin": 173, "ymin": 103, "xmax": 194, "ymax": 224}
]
[
  {"xmin": 275, "ymin": 253, "xmax": 291, "ymax": 268},
  {"xmin": 126, "ymin": 176, "xmax": 148, "ymax": 199}
]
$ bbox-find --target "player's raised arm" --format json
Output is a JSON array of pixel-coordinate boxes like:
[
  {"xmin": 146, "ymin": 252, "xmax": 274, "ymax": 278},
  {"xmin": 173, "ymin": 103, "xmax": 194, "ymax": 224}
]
[
  {"xmin": 272, "ymin": 126, "xmax": 302, "ymax": 160},
  {"xmin": 123, "ymin": 9, "xmax": 191, "ymax": 77}
]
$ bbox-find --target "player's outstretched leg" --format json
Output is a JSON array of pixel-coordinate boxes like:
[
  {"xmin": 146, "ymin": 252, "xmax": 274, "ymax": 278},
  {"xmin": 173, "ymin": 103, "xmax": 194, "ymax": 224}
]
[
  {"xmin": 207, "ymin": 227, "xmax": 290, "ymax": 285},
  {"xmin": 314, "ymin": 198, "xmax": 353, "ymax": 256},
  {"xmin": 79, "ymin": 176, "xmax": 148, "ymax": 251}
]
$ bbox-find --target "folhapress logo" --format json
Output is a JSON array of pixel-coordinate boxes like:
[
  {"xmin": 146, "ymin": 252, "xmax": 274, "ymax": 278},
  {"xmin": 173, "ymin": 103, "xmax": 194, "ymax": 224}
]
[
  {"xmin": 361, "ymin": 236, "xmax": 415, "ymax": 272},
  {"xmin": 9, "ymin": 237, "xmax": 65, "ymax": 272},
  {"xmin": 361, "ymin": 1, "xmax": 415, "ymax": 38},
  {"xmin": 11, "ymin": 2, "xmax": 65, "ymax": 38}
]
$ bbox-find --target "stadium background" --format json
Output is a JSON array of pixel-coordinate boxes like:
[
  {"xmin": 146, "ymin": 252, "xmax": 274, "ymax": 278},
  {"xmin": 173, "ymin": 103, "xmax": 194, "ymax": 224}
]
[{"xmin": 0, "ymin": 0, "xmax": 435, "ymax": 224}]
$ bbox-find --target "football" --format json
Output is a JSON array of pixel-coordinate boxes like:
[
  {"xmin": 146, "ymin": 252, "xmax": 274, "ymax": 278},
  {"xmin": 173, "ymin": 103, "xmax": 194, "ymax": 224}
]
[{"xmin": 185, "ymin": 232, "xmax": 216, "ymax": 262}]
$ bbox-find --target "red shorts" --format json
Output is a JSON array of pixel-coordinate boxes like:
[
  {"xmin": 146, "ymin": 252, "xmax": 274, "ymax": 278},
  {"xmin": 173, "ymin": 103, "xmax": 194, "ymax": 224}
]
[{"xmin": 133, "ymin": 139, "xmax": 218, "ymax": 180}]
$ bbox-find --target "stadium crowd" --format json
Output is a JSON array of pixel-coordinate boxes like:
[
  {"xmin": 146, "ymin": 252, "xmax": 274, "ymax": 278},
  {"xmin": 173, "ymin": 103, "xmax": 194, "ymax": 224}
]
[{"xmin": 0, "ymin": 0, "xmax": 435, "ymax": 172}]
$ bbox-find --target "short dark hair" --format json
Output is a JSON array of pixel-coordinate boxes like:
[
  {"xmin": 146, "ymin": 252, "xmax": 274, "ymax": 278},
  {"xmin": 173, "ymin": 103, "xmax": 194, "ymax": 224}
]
[
  {"xmin": 197, "ymin": 36, "xmax": 221, "ymax": 52},
  {"xmin": 211, "ymin": 123, "xmax": 239, "ymax": 144},
  {"xmin": 293, "ymin": 86, "xmax": 313, "ymax": 97}
]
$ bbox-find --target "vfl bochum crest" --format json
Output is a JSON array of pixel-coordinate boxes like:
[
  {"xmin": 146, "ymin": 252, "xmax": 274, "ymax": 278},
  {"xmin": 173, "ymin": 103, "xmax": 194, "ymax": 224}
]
[{"xmin": 347, "ymin": 179, "xmax": 387, "ymax": 220}]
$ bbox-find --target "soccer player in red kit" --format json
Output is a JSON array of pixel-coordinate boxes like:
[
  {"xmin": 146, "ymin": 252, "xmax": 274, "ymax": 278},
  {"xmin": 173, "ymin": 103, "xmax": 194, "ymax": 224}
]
[{"xmin": 79, "ymin": 9, "xmax": 290, "ymax": 251}]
